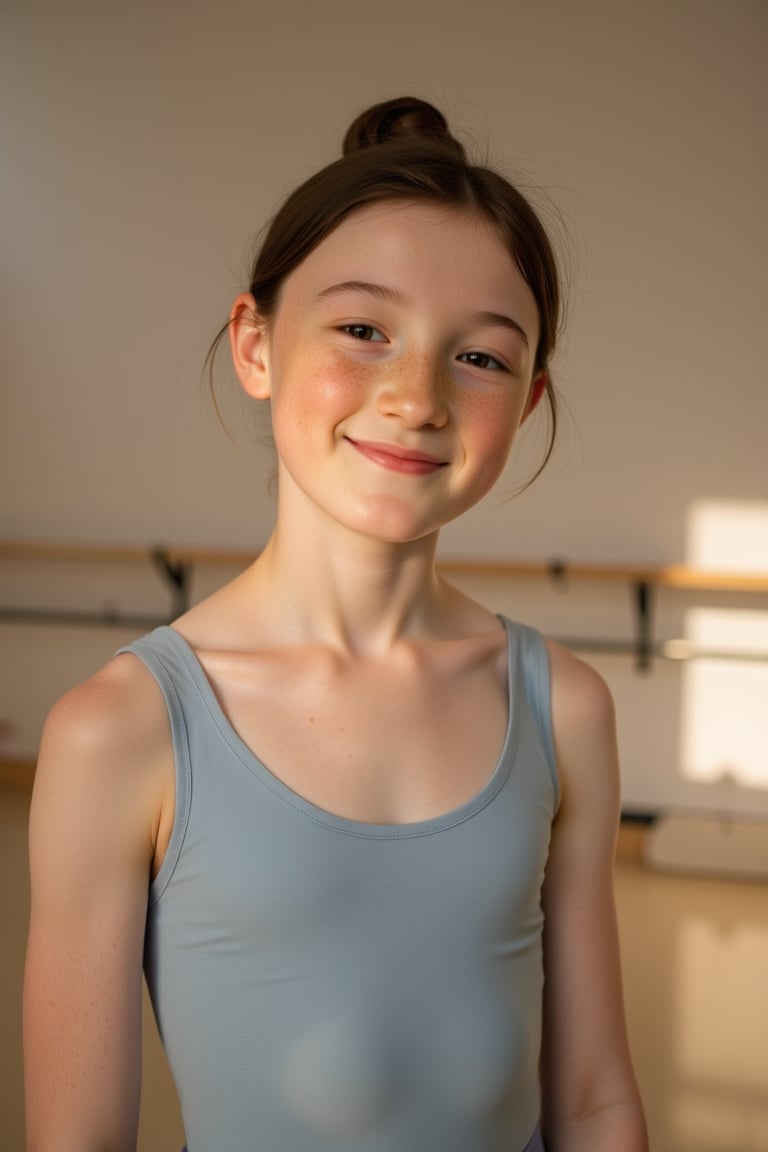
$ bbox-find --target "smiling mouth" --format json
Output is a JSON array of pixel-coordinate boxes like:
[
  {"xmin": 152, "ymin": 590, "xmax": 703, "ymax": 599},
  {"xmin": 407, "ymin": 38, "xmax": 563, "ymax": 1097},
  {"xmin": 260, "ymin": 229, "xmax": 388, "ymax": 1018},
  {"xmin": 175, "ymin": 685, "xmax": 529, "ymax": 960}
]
[{"xmin": 345, "ymin": 438, "xmax": 448, "ymax": 475}]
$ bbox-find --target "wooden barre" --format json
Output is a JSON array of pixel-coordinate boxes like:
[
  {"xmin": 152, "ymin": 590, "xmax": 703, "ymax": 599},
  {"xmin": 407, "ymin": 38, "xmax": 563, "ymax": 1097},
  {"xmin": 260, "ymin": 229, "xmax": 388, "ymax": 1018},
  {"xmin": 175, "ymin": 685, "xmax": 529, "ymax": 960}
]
[
  {"xmin": 0, "ymin": 540, "xmax": 257, "ymax": 569},
  {"xmin": 3, "ymin": 539, "xmax": 768, "ymax": 671},
  {"xmin": 2, "ymin": 539, "xmax": 768, "ymax": 594},
  {"xmin": 437, "ymin": 559, "xmax": 768, "ymax": 594}
]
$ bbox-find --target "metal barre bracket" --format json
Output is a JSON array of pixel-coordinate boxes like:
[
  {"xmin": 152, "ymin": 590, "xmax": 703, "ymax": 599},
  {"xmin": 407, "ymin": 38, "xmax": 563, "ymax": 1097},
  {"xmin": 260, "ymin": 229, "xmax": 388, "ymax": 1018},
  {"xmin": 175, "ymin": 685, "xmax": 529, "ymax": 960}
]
[
  {"xmin": 633, "ymin": 579, "xmax": 652, "ymax": 672},
  {"xmin": 151, "ymin": 548, "xmax": 192, "ymax": 620}
]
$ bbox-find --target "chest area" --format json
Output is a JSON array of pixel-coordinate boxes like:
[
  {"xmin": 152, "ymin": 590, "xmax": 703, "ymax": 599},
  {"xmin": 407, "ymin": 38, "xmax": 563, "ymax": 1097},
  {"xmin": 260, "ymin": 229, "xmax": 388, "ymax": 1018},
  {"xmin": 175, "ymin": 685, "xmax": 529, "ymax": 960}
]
[{"xmin": 199, "ymin": 641, "xmax": 510, "ymax": 825}]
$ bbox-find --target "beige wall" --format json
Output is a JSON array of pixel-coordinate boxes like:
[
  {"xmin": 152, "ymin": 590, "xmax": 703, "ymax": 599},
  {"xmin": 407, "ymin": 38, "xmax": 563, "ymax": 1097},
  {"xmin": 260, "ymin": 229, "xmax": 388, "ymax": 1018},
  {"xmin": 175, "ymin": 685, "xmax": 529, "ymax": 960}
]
[
  {"xmin": 1, "ymin": 0, "xmax": 766, "ymax": 807},
  {"xmin": 2, "ymin": 0, "xmax": 764, "ymax": 557}
]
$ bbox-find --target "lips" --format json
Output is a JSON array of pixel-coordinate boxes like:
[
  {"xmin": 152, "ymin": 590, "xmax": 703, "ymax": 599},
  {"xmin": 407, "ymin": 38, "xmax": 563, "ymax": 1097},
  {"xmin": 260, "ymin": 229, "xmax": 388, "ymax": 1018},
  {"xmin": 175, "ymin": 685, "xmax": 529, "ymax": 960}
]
[{"xmin": 345, "ymin": 437, "xmax": 447, "ymax": 475}]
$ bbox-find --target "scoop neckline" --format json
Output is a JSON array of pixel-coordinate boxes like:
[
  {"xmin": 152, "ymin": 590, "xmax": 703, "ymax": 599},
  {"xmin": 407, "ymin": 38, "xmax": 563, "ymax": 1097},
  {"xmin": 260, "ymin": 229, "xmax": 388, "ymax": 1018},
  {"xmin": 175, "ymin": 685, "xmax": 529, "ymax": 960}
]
[{"xmin": 156, "ymin": 619, "xmax": 520, "ymax": 840}]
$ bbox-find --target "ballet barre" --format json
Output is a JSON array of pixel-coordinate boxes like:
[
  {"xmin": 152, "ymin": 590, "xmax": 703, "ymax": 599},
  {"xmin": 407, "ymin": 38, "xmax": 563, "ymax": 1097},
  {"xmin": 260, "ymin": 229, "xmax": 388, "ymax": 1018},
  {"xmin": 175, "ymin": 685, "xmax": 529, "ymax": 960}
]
[{"xmin": 1, "ymin": 539, "xmax": 767, "ymax": 671}]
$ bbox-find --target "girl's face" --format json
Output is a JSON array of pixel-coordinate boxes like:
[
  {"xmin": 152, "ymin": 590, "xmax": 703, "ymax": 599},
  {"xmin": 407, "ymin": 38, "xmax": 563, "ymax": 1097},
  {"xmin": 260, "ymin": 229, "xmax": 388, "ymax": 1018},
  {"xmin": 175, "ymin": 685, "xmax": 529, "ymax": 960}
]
[{"xmin": 233, "ymin": 201, "xmax": 545, "ymax": 547}]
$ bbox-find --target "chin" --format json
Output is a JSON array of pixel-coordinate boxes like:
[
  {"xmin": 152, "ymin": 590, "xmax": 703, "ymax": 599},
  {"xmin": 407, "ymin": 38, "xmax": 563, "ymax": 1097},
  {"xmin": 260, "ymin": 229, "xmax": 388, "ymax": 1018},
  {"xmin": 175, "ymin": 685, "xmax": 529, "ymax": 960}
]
[{"xmin": 339, "ymin": 503, "xmax": 463, "ymax": 548}]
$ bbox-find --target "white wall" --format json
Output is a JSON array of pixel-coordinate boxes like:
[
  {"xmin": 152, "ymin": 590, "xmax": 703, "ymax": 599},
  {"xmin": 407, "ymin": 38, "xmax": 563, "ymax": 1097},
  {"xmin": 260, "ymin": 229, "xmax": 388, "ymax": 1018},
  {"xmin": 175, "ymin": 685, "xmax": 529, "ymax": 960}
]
[{"xmin": 1, "ymin": 0, "xmax": 766, "ymax": 813}]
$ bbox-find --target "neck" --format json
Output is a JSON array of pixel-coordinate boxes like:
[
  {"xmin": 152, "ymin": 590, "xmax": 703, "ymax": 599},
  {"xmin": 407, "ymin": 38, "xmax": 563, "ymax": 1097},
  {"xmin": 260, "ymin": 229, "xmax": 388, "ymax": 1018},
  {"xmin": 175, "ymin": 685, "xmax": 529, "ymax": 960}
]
[{"xmin": 248, "ymin": 518, "xmax": 445, "ymax": 654}]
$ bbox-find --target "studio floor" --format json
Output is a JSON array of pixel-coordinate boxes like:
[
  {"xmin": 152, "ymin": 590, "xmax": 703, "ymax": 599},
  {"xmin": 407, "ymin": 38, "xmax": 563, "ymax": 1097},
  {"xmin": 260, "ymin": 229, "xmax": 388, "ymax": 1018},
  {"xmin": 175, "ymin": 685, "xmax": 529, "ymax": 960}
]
[{"xmin": 2, "ymin": 783, "xmax": 766, "ymax": 1152}]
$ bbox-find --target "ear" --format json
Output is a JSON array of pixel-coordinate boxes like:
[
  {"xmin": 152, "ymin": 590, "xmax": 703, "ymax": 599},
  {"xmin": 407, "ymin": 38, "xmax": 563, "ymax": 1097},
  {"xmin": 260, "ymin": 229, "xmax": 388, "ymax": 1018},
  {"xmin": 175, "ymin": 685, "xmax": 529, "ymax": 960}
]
[
  {"xmin": 229, "ymin": 293, "xmax": 272, "ymax": 400},
  {"xmin": 521, "ymin": 370, "xmax": 548, "ymax": 423}
]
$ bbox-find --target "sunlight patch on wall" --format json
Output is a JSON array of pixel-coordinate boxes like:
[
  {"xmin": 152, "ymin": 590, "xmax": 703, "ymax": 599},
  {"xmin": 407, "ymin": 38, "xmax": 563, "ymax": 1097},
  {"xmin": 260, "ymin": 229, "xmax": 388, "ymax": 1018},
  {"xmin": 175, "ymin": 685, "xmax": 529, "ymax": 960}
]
[
  {"xmin": 680, "ymin": 609, "xmax": 768, "ymax": 786},
  {"xmin": 681, "ymin": 500, "xmax": 768, "ymax": 788},
  {"xmin": 687, "ymin": 500, "xmax": 768, "ymax": 572}
]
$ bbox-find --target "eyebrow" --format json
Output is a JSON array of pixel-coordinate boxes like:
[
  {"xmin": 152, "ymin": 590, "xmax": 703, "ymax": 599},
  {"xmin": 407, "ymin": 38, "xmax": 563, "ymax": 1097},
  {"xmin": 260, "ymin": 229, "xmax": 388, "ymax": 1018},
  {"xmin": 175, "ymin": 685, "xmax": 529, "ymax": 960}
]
[
  {"xmin": 315, "ymin": 280, "xmax": 409, "ymax": 307},
  {"xmin": 316, "ymin": 281, "xmax": 530, "ymax": 347},
  {"xmin": 470, "ymin": 311, "xmax": 530, "ymax": 348}
]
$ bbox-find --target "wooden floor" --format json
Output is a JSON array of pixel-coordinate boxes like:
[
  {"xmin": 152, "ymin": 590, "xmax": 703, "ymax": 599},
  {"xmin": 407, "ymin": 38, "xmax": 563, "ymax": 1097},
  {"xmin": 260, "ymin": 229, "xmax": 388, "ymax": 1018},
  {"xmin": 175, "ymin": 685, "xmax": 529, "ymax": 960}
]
[{"xmin": 3, "ymin": 786, "xmax": 767, "ymax": 1151}]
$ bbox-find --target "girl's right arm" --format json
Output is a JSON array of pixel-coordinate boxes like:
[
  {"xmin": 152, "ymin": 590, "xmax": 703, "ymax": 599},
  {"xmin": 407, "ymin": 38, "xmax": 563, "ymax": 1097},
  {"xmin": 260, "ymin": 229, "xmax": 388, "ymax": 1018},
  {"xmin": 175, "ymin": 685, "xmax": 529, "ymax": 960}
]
[{"xmin": 23, "ymin": 656, "xmax": 173, "ymax": 1152}]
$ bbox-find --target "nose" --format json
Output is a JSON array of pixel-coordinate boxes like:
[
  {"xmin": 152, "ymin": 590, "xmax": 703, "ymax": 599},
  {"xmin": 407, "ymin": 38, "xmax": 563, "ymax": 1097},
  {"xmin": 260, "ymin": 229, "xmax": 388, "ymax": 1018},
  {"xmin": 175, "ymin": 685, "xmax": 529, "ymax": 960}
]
[{"xmin": 376, "ymin": 354, "xmax": 449, "ymax": 429}]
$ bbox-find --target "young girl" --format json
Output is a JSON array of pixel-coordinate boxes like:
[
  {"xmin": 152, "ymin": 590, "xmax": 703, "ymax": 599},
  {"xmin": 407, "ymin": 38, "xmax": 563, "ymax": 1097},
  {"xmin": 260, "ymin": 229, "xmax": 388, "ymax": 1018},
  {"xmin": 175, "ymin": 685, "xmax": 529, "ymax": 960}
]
[{"xmin": 24, "ymin": 98, "xmax": 647, "ymax": 1152}]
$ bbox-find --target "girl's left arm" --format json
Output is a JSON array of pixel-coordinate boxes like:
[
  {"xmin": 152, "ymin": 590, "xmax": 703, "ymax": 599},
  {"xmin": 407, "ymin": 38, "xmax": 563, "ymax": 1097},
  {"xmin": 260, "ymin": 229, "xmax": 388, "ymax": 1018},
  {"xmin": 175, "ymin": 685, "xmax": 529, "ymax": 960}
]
[{"xmin": 539, "ymin": 640, "xmax": 648, "ymax": 1152}]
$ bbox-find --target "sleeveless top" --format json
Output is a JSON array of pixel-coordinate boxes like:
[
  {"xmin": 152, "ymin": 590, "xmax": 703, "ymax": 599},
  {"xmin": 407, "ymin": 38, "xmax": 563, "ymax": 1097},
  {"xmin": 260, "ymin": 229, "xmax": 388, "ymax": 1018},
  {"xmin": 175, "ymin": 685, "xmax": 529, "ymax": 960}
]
[{"xmin": 120, "ymin": 618, "xmax": 558, "ymax": 1152}]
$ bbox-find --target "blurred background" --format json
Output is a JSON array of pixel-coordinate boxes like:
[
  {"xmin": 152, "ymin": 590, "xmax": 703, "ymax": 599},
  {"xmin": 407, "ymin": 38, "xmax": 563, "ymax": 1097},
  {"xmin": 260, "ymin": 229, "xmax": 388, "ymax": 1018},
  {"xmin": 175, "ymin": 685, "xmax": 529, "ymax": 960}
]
[{"xmin": 1, "ymin": 1, "xmax": 766, "ymax": 1149}]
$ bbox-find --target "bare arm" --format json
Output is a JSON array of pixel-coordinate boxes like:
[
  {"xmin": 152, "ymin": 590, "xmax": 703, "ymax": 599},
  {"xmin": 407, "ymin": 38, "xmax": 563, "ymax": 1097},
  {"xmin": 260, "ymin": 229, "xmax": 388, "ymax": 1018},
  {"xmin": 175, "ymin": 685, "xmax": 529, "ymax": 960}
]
[
  {"xmin": 540, "ymin": 641, "xmax": 648, "ymax": 1152},
  {"xmin": 24, "ymin": 656, "xmax": 172, "ymax": 1152}
]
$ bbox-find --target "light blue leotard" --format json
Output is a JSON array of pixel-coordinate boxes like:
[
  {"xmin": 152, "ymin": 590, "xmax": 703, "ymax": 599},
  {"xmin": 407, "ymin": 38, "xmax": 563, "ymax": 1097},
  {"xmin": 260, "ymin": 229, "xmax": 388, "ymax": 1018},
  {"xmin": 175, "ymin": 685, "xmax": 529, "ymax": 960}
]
[{"xmin": 120, "ymin": 618, "xmax": 557, "ymax": 1152}]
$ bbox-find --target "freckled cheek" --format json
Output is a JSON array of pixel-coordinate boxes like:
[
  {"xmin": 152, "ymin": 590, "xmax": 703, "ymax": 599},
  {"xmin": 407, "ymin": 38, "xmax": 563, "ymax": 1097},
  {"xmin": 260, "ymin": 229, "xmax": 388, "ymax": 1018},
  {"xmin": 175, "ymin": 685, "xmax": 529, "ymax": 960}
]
[
  {"xmin": 460, "ymin": 392, "xmax": 524, "ymax": 461},
  {"xmin": 272, "ymin": 354, "xmax": 374, "ymax": 435}
]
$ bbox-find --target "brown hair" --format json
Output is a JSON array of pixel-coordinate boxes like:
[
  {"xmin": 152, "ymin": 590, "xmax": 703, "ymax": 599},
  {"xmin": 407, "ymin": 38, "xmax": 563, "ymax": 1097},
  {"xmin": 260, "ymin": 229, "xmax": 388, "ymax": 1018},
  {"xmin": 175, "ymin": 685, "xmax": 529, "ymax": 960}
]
[{"xmin": 210, "ymin": 96, "xmax": 563, "ymax": 476}]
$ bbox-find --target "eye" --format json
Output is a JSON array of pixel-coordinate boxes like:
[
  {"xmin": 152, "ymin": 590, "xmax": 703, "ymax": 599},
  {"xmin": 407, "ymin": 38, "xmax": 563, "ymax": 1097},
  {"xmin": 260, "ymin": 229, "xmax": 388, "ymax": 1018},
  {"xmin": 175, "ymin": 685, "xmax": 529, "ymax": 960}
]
[
  {"xmin": 458, "ymin": 350, "xmax": 507, "ymax": 371},
  {"xmin": 340, "ymin": 323, "xmax": 386, "ymax": 342}
]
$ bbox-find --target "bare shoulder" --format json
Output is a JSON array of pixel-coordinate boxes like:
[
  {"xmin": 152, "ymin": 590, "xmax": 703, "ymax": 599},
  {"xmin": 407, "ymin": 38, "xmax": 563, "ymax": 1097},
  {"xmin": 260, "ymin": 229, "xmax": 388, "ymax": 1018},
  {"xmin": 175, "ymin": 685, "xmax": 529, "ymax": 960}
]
[
  {"xmin": 544, "ymin": 639, "xmax": 619, "ymax": 819},
  {"xmin": 39, "ymin": 650, "xmax": 170, "ymax": 771},
  {"xmin": 540, "ymin": 642, "xmax": 647, "ymax": 1147},
  {"xmin": 545, "ymin": 638, "xmax": 616, "ymax": 728},
  {"xmin": 33, "ymin": 651, "xmax": 173, "ymax": 872},
  {"xmin": 25, "ymin": 653, "xmax": 171, "ymax": 1150}
]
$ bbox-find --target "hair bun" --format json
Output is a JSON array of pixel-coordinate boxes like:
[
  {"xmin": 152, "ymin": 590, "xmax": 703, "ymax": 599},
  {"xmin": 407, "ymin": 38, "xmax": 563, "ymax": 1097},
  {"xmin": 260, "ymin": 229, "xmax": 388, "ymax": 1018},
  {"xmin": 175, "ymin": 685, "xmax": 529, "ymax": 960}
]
[{"xmin": 342, "ymin": 96, "xmax": 467, "ymax": 161}]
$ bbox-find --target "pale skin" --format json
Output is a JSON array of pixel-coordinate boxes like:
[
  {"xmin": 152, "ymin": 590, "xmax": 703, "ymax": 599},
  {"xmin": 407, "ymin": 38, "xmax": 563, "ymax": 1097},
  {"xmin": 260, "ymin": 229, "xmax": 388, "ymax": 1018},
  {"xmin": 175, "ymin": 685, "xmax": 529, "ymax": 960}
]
[{"xmin": 24, "ymin": 202, "xmax": 647, "ymax": 1151}]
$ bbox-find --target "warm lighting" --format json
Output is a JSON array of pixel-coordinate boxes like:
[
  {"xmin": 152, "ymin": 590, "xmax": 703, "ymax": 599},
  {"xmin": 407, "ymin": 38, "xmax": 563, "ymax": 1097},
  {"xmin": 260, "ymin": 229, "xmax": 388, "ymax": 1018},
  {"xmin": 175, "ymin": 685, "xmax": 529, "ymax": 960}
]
[
  {"xmin": 680, "ymin": 609, "xmax": 768, "ymax": 786},
  {"xmin": 681, "ymin": 502, "xmax": 768, "ymax": 788},
  {"xmin": 687, "ymin": 500, "xmax": 768, "ymax": 573},
  {"xmin": 671, "ymin": 919, "xmax": 768, "ymax": 1148}
]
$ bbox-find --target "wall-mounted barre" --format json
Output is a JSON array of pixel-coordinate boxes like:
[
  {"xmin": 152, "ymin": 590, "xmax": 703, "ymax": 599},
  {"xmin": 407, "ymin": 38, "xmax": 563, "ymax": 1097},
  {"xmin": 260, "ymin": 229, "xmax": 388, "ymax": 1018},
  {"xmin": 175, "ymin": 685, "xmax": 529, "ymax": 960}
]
[{"xmin": 1, "ymin": 540, "xmax": 767, "ymax": 671}]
